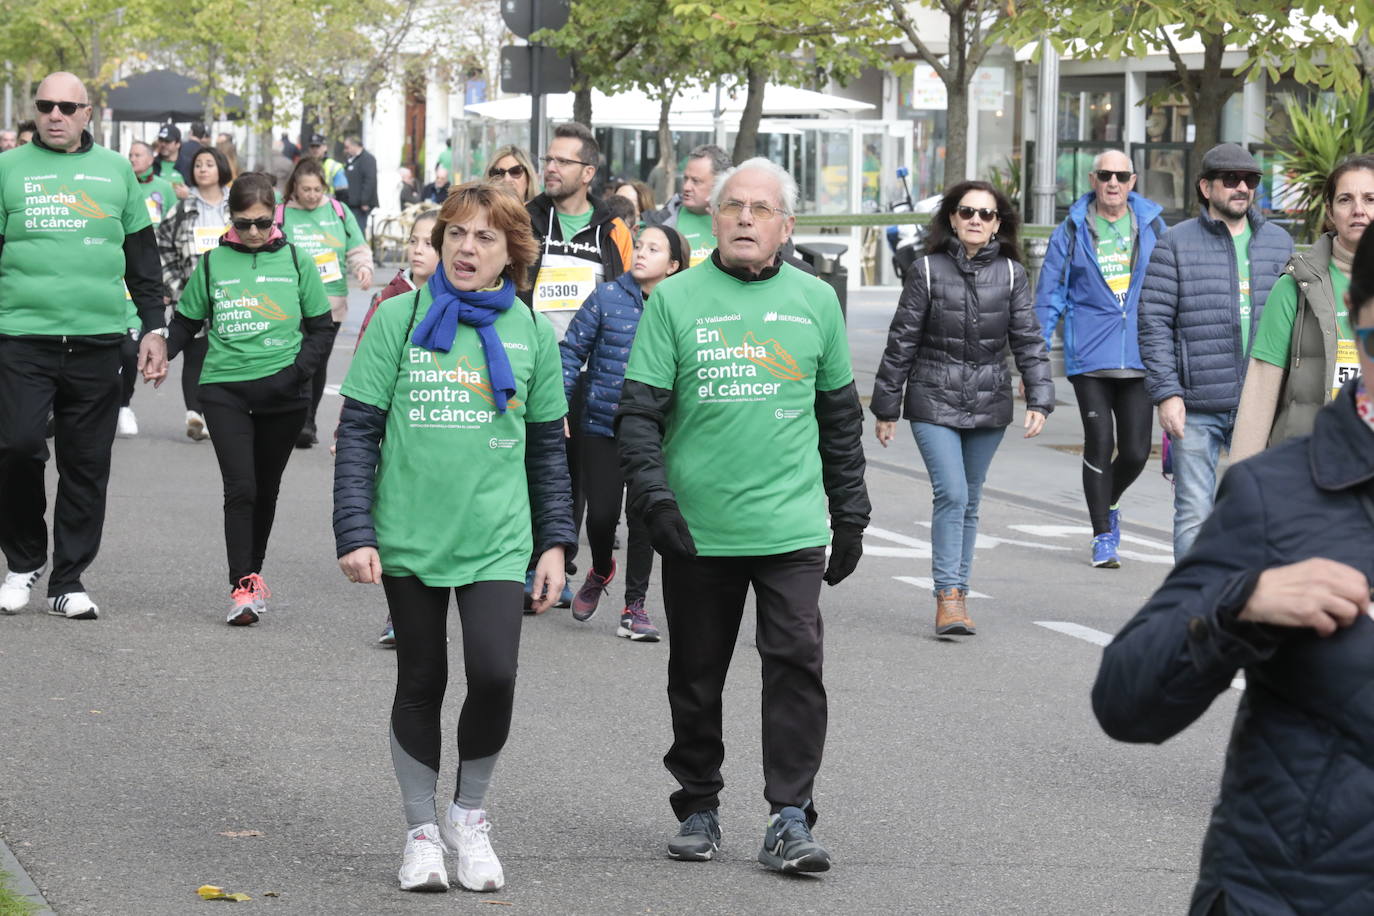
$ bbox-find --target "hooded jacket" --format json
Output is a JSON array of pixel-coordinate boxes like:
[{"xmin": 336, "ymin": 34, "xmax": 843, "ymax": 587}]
[{"xmin": 522, "ymin": 192, "xmax": 633, "ymax": 304}]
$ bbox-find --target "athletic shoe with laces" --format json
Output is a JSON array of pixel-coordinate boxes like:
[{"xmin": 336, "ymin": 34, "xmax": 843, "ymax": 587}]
[
  {"xmin": 243, "ymin": 573, "xmax": 271, "ymax": 613},
  {"xmin": 398, "ymin": 824, "xmax": 449, "ymax": 892},
  {"xmin": 48, "ymin": 591, "xmax": 99, "ymax": 620},
  {"xmin": 378, "ymin": 616, "xmax": 397, "ymax": 646},
  {"xmin": 668, "ymin": 808, "xmax": 721, "ymax": 861},
  {"xmin": 185, "ymin": 410, "xmax": 210, "ymax": 441},
  {"xmin": 1091, "ymin": 533, "xmax": 1120, "ymax": 569},
  {"xmin": 227, "ymin": 584, "xmax": 259, "ymax": 626},
  {"xmin": 571, "ymin": 559, "xmax": 616, "ymax": 621},
  {"xmin": 117, "ymin": 406, "xmax": 138, "ymax": 437},
  {"xmin": 0, "ymin": 563, "xmax": 47, "ymax": 614},
  {"xmin": 439, "ymin": 810, "xmax": 505, "ymax": 892},
  {"xmin": 617, "ymin": 598, "xmax": 661, "ymax": 642},
  {"xmin": 758, "ymin": 806, "xmax": 831, "ymax": 874}
]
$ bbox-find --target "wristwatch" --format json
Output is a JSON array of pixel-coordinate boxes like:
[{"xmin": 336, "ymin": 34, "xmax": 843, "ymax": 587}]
[{"xmin": 146, "ymin": 327, "xmax": 170, "ymax": 339}]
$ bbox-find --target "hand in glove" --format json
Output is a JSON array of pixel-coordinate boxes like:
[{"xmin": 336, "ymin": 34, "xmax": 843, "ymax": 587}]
[
  {"xmin": 647, "ymin": 501, "xmax": 697, "ymax": 557},
  {"xmin": 823, "ymin": 525, "xmax": 864, "ymax": 586}
]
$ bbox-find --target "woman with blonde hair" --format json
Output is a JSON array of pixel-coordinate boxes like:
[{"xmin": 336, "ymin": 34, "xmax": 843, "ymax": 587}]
[{"xmin": 484, "ymin": 145, "xmax": 537, "ymax": 203}]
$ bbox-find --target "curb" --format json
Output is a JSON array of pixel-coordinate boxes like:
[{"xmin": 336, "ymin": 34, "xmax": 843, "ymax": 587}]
[{"xmin": 0, "ymin": 836, "xmax": 54, "ymax": 915}]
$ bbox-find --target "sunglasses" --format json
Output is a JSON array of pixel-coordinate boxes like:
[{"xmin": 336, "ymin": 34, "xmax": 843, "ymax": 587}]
[
  {"xmin": 955, "ymin": 206, "xmax": 999, "ymax": 221},
  {"xmin": 488, "ymin": 164, "xmax": 526, "ymax": 179},
  {"xmin": 35, "ymin": 99, "xmax": 90, "ymax": 116},
  {"xmin": 1356, "ymin": 327, "xmax": 1374, "ymax": 358},
  {"xmin": 1094, "ymin": 170, "xmax": 1133, "ymax": 183},
  {"xmin": 1209, "ymin": 171, "xmax": 1261, "ymax": 190},
  {"xmin": 231, "ymin": 217, "xmax": 274, "ymax": 232}
]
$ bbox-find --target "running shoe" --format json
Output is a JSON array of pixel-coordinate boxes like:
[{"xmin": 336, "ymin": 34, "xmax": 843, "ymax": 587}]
[
  {"xmin": 378, "ymin": 616, "xmax": 396, "ymax": 646},
  {"xmin": 185, "ymin": 410, "xmax": 210, "ymax": 441},
  {"xmin": 667, "ymin": 808, "xmax": 721, "ymax": 861},
  {"xmin": 0, "ymin": 563, "xmax": 46, "ymax": 614},
  {"xmin": 758, "ymin": 806, "xmax": 831, "ymax": 874},
  {"xmin": 1091, "ymin": 533, "xmax": 1120, "ymax": 569},
  {"xmin": 398, "ymin": 824, "xmax": 449, "ymax": 892},
  {"xmin": 47, "ymin": 591, "xmax": 99, "ymax": 620},
  {"xmin": 227, "ymin": 582, "xmax": 259, "ymax": 626},
  {"xmin": 117, "ymin": 406, "xmax": 138, "ymax": 437},
  {"xmin": 617, "ymin": 598, "xmax": 661, "ymax": 642},
  {"xmin": 571, "ymin": 559, "xmax": 616, "ymax": 621},
  {"xmin": 438, "ymin": 810, "xmax": 505, "ymax": 892}
]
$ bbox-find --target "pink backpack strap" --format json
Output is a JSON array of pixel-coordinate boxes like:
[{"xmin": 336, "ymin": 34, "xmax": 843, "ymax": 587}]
[
  {"xmin": 331, "ymin": 198, "xmax": 346, "ymax": 220},
  {"xmin": 273, "ymin": 202, "xmax": 285, "ymax": 226}
]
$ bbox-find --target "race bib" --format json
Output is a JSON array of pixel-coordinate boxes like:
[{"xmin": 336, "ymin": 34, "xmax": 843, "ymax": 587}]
[
  {"xmin": 144, "ymin": 197, "xmax": 162, "ymax": 225},
  {"xmin": 1332, "ymin": 338, "xmax": 1361, "ymax": 400},
  {"xmin": 314, "ymin": 251, "xmax": 343, "ymax": 284},
  {"xmin": 690, "ymin": 247, "xmax": 711, "ymax": 267},
  {"xmin": 533, "ymin": 265, "xmax": 595, "ymax": 312},
  {"xmin": 193, "ymin": 225, "xmax": 225, "ymax": 254}
]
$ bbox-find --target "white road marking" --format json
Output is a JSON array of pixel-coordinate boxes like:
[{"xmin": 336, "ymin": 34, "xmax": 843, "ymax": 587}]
[
  {"xmin": 913, "ymin": 521, "xmax": 1072, "ymax": 553},
  {"xmin": 325, "ymin": 384, "xmax": 341, "ymax": 397},
  {"xmin": 895, "ymin": 576, "xmax": 990, "ymax": 599},
  {"xmin": 867, "ymin": 526, "xmax": 933, "ymax": 549},
  {"xmin": 863, "ymin": 546, "xmax": 930, "ymax": 558},
  {"xmin": 1009, "ymin": 524, "xmax": 1174, "ymax": 554},
  {"xmin": 1035, "ymin": 621, "xmax": 1245, "ymax": 690}
]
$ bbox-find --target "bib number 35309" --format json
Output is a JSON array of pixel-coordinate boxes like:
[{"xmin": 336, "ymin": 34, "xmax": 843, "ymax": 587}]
[{"xmin": 533, "ymin": 265, "xmax": 595, "ymax": 312}]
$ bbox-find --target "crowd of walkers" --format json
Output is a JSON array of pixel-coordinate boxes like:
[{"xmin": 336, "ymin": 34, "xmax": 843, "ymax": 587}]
[{"xmin": 4, "ymin": 69, "xmax": 1374, "ymax": 912}]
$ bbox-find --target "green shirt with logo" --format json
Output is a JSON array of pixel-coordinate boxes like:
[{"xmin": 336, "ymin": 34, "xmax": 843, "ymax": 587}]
[
  {"xmin": 175, "ymin": 243, "xmax": 331, "ymax": 384},
  {"xmin": 280, "ymin": 202, "xmax": 364, "ymax": 297},
  {"xmin": 1094, "ymin": 212, "xmax": 1132, "ymax": 305},
  {"xmin": 624, "ymin": 258, "xmax": 853, "ymax": 556},
  {"xmin": 135, "ymin": 170, "xmax": 177, "ymax": 226},
  {"xmin": 1235, "ymin": 222, "xmax": 1253, "ymax": 352},
  {"xmin": 1249, "ymin": 265, "xmax": 1352, "ymax": 368},
  {"xmin": 0, "ymin": 140, "xmax": 153, "ymax": 335},
  {"xmin": 675, "ymin": 209, "xmax": 717, "ymax": 267},
  {"xmin": 339, "ymin": 287, "xmax": 568, "ymax": 586}
]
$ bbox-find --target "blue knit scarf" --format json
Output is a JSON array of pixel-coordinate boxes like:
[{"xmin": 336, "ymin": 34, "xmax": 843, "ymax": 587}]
[{"xmin": 411, "ymin": 270, "xmax": 518, "ymax": 412}]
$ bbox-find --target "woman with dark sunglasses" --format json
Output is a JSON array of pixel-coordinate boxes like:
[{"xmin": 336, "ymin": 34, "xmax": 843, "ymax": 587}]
[
  {"xmin": 871, "ymin": 180, "xmax": 1054, "ymax": 636},
  {"xmin": 158, "ymin": 172, "xmax": 337, "ymax": 625},
  {"xmin": 485, "ymin": 145, "xmax": 536, "ymax": 203}
]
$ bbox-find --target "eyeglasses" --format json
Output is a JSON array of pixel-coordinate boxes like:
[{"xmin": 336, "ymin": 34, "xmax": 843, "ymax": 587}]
[
  {"xmin": 717, "ymin": 200, "xmax": 783, "ymax": 221},
  {"xmin": 231, "ymin": 217, "xmax": 274, "ymax": 232},
  {"xmin": 955, "ymin": 205, "xmax": 1000, "ymax": 222},
  {"xmin": 35, "ymin": 99, "xmax": 90, "ymax": 116},
  {"xmin": 1356, "ymin": 327, "xmax": 1374, "ymax": 358},
  {"xmin": 1209, "ymin": 171, "xmax": 1262, "ymax": 190},
  {"xmin": 1094, "ymin": 170, "xmax": 1133, "ymax": 183},
  {"xmin": 540, "ymin": 155, "xmax": 590, "ymax": 169},
  {"xmin": 488, "ymin": 164, "xmax": 526, "ymax": 179}
]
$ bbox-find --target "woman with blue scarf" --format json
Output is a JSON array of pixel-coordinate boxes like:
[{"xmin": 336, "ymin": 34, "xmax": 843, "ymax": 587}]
[{"xmin": 333, "ymin": 183, "xmax": 575, "ymax": 895}]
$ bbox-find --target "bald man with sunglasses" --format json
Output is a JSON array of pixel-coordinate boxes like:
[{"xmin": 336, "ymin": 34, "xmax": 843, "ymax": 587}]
[
  {"xmin": 0, "ymin": 72, "xmax": 169, "ymax": 621},
  {"xmin": 1139, "ymin": 143, "xmax": 1294, "ymax": 560}
]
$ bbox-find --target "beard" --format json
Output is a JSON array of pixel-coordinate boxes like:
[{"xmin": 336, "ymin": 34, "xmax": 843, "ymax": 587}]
[
  {"xmin": 1212, "ymin": 193, "xmax": 1252, "ymax": 220},
  {"xmin": 544, "ymin": 178, "xmax": 578, "ymax": 201}
]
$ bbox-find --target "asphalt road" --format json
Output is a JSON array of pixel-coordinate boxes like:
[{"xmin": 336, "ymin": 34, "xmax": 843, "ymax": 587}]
[{"xmin": 0, "ymin": 284, "xmax": 1237, "ymax": 915}]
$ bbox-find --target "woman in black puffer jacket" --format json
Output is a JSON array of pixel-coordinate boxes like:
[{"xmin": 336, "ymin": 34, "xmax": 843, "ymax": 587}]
[{"xmin": 871, "ymin": 180, "xmax": 1054, "ymax": 636}]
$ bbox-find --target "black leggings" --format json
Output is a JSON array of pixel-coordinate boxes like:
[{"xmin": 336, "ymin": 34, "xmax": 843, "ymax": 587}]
[
  {"xmin": 305, "ymin": 322, "xmax": 342, "ymax": 430},
  {"xmin": 201, "ymin": 400, "xmax": 307, "ymax": 585},
  {"xmin": 1069, "ymin": 375, "xmax": 1153, "ymax": 535},
  {"xmin": 384, "ymin": 577, "xmax": 523, "ymax": 823},
  {"xmin": 181, "ymin": 335, "xmax": 208, "ymax": 413},
  {"xmin": 582, "ymin": 434, "xmax": 652, "ymax": 603},
  {"xmin": 119, "ymin": 332, "xmax": 138, "ymax": 408}
]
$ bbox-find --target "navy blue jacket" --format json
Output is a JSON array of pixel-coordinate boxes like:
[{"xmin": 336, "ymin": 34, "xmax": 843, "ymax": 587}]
[
  {"xmin": 1139, "ymin": 207, "xmax": 1293, "ymax": 411},
  {"xmin": 1093, "ymin": 380, "xmax": 1374, "ymax": 915},
  {"xmin": 560, "ymin": 270, "xmax": 644, "ymax": 438},
  {"xmin": 1034, "ymin": 191, "xmax": 1164, "ymax": 376}
]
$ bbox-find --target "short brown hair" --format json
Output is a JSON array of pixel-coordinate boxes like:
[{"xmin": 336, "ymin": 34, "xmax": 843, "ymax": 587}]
[{"xmin": 430, "ymin": 181, "xmax": 540, "ymax": 291}]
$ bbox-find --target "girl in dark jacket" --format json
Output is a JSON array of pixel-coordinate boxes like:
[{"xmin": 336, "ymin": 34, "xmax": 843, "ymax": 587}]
[
  {"xmin": 870, "ymin": 181, "xmax": 1054, "ymax": 636},
  {"xmin": 559, "ymin": 225, "xmax": 689, "ymax": 641}
]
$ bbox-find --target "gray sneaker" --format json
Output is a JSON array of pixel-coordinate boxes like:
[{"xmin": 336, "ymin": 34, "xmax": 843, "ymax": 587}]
[
  {"xmin": 667, "ymin": 809, "xmax": 721, "ymax": 861},
  {"xmin": 758, "ymin": 806, "xmax": 831, "ymax": 873}
]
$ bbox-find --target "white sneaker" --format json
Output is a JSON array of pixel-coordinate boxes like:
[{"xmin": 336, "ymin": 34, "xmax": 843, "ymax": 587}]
[
  {"xmin": 398, "ymin": 824, "xmax": 449, "ymax": 892},
  {"xmin": 48, "ymin": 591, "xmax": 99, "ymax": 620},
  {"xmin": 185, "ymin": 410, "xmax": 210, "ymax": 441},
  {"xmin": 117, "ymin": 406, "xmax": 138, "ymax": 437},
  {"xmin": 0, "ymin": 564, "xmax": 47, "ymax": 614},
  {"xmin": 439, "ymin": 810, "xmax": 505, "ymax": 892}
]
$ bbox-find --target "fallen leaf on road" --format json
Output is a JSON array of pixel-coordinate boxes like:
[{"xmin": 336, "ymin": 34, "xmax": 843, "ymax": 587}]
[
  {"xmin": 197, "ymin": 884, "xmax": 252, "ymax": 902},
  {"xmin": 217, "ymin": 830, "xmax": 266, "ymax": 838},
  {"xmin": 481, "ymin": 902, "xmax": 514, "ymax": 907},
  {"xmin": 264, "ymin": 891, "xmax": 280, "ymax": 897}
]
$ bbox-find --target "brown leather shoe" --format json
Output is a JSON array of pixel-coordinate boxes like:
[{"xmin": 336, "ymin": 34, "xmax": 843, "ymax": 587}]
[{"xmin": 935, "ymin": 587, "xmax": 974, "ymax": 636}]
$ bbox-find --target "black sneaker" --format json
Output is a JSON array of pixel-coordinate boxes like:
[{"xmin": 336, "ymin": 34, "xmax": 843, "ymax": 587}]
[
  {"xmin": 758, "ymin": 806, "xmax": 830, "ymax": 874},
  {"xmin": 667, "ymin": 809, "xmax": 721, "ymax": 861}
]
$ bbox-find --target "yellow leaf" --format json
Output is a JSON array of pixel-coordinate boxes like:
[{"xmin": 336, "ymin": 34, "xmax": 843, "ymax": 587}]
[{"xmin": 197, "ymin": 886, "xmax": 224, "ymax": 899}]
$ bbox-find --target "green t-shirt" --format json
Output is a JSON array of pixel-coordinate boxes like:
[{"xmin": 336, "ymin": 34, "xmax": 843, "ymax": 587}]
[
  {"xmin": 280, "ymin": 202, "xmax": 364, "ymax": 297},
  {"xmin": 1234, "ymin": 223, "xmax": 1253, "ymax": 352},
  {"xmin": 1094, "ymin": 213, "xmax": 1132, "ymax": 305},
  {"xmin": 556, "ymin": 207, "xmax": 592, "ymax": 242},
  {"xmin": 0, "ymin": 140, "xmax": 153, "ymax": 335},
  {"xmin": 339, "ymin": 288, "xmax": 568, "ymax": 586},
  {"xmin": 675, "ymin": 209, "xmax": 717, "ymax": 267},
  {"xmin": 624, "ymin": 258, "xmax": 853, "ymax": 556},
  {"xmin": 1249, "ymin": 264, "xmax": 1353, "ymax": 368},
  {"xmin": 156, "ymin": 159, "xmax": 185, "ymax": 184},
  {"xmin": 175, "ymin": 243, "xmax": 331, "ymax": 384},
  {"xmin": 437, "ymin": 147, "xmax": 453, "ymax": 176},
  {"xmin": 135, "ymin": 172, "xmax": 177, "ymax": 226}
]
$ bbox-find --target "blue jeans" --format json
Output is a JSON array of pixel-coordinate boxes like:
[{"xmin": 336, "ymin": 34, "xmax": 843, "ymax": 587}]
[
  {"xmin": 1171, "ymin": 408, "xmax": 1234, "ymax": 560},
  {"xmin": 911, "ymin": 422, "xmax": 1007, "ymax": 593}
]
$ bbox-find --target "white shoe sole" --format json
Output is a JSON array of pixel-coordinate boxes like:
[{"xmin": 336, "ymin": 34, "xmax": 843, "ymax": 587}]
[
  {"xmin": 398, "ymin": 870, "xmax": 449, "ymax": 892},
  {"xmin": 454, "ymin": 868, "xmax": 504, "ymax": 893}
]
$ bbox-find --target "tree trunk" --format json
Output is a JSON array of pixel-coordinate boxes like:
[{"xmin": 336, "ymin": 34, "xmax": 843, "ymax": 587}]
[
  {"xmin": 573, "ymin": 87, "xmax": 592, "ymax": 127},
  {"xmin": 258, "ymin": 79, "xmax": 275, "ymax": 171},
  {"xmin": 1186, "ymin": 34, "xmax": 1232, "ymax": 180},
  {"xmin": 657, "ymin": 92, "xmax": 675, "ymax": 200},
  {"xmin": 1356, "ymin": 34, "xmax": 1374, "ymax": 82},
  {"xmin": 945, "ymin": 82, "xmax": 970, "ymax": 185},
  {"xmin": 731, "ymin": 64, "xmax": 767, "ymax": 164}
]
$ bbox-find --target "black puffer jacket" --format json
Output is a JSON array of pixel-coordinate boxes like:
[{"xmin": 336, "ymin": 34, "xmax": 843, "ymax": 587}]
[
  {"xmin": 870, "ymin": 238, "xmax": 1054, "ymax": 428},
  {"xmin": 1094, "ymin": 380, "xmax": 1374, "ymax": 915}
]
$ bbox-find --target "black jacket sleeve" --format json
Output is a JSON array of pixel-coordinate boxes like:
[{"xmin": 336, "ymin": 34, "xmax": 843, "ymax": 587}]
[
  {"xmin": 871, "ymin": 263, "xmax": 930, "ymax": 420},
  {"xmin": 293, "ymin": 313, "xmax": 339, "ymax": 380},
  {"xmin": 525, "ymin": 418, "xmax": 576, "ymax": 555},
  {"xmin": 615, "ymin": 379, "xmax": 678, "ymax": 520},
  {"xmin": 333, "ymin": 397, "xmax": 387, "ymax": 557},
  {"xmin": 124, "ymin": 225, "xmax": 167, "ymax": 333},
  {"xmin": 165, "ymin": 311, "xmax": 205, "ymax": 361},
  {"xmin": 815, "ymin": 382, "xmax": 871, "ymax": 531}
]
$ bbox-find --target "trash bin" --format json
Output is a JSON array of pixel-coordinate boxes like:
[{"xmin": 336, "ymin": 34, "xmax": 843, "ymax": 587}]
[{"xmin": 793, "ymin": 242, "xmax": 849, "ymax": 320}]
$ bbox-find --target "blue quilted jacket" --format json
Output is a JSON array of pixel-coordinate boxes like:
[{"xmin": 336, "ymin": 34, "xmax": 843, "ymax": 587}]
[
  {"xmin": 560, "ymin": 270, "xmax": 645, "ymax": 438},
  {"xmin": 1138, "ymin": 207, "xmax": 1293, "ymax": 411},
  {"xmin": 1094, "ymin": 380, "xmax": 1374, "ymax": 915}
]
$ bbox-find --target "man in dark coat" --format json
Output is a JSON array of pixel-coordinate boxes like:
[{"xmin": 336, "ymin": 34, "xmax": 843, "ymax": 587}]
[{"xmin": 342, "ymin": 135, "xmax": 378, "ymax": 236}]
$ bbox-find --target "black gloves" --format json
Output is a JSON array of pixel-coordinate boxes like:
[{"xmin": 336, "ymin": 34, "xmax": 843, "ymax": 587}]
[
  {"xmin": 647, "ymin": 501, "xmax": 697, "ymax": 557},
  {"xmin": 823, "ymin": 525, "xmax": 864, "ymax": 586}
]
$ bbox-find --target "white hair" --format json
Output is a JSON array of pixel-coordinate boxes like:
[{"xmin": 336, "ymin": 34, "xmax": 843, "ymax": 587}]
[
  {"xmin": 710, "ymin": 157, "xmax": 799, "ymax": 217},
  {"xmin": 1091, "ymin": 149, "xmax": 1131, "ymax": 172}
]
